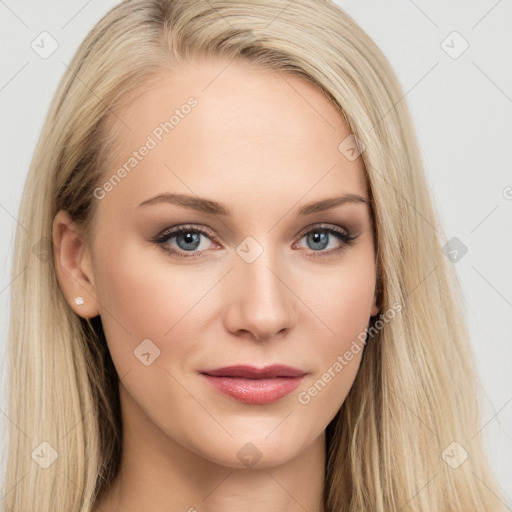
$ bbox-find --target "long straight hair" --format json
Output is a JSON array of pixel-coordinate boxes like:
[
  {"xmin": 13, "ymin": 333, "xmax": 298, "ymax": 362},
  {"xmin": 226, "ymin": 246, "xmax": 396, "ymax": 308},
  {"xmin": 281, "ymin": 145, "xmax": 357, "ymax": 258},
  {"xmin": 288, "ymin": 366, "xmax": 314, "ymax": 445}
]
[{"xmin": 4, "ymin": 0, "xmax": 507, "ymax": 510}]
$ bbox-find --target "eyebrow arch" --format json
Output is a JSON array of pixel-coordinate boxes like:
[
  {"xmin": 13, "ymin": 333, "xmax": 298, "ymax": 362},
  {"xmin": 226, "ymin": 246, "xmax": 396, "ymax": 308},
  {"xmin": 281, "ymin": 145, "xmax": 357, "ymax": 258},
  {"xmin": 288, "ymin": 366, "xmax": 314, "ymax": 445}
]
[
  {"xmin": 138, "ymin": 192, "xmax": 370, "ymax": 216},
  {"xmin": 298, "ymin": 194, "xmax": 370, "ymax": 215}
]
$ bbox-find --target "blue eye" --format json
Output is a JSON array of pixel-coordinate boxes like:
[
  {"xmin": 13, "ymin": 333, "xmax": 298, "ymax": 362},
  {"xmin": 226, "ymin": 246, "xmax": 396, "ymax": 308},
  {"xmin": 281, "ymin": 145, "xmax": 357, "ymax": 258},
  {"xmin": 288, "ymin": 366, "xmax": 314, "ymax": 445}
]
[
  {"xmin": 154, "ymin": 225, "xmax": 215, "ymax": 258},
  {"xmin": 153, "ymin": 223, "xmax": 356, "ymax": 259},
  {"xmin": 301, "ymin": 228, "xmax": 350, "ymax": 251},
  {"xmin": 294, "ymin": 224, "xmax": 356, "ymax": 259}
]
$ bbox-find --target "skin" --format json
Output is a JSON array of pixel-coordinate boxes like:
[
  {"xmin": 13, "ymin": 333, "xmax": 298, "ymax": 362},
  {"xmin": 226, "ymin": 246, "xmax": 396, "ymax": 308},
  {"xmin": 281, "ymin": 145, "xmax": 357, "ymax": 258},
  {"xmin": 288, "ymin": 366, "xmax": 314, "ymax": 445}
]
[{"xmin": 53, "ymin": 56, "xmax": 379, "ymax": 512}]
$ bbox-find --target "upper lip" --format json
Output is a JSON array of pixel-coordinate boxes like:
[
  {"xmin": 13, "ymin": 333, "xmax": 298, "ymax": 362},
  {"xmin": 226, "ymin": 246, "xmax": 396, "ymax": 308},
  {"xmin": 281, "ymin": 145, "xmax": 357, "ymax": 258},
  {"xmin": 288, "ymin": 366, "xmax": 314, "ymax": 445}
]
[{"xmin": 201, "ymin": 365, "xmax": 306, "ymax": 379}]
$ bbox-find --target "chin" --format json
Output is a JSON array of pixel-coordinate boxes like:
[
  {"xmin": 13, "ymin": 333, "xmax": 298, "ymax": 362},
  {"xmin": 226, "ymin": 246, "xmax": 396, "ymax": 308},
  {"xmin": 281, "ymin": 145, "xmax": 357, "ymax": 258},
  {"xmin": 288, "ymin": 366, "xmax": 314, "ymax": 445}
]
[{"xmin": 196, "ymin": 432, "xmax": 314, "ymax": 470}]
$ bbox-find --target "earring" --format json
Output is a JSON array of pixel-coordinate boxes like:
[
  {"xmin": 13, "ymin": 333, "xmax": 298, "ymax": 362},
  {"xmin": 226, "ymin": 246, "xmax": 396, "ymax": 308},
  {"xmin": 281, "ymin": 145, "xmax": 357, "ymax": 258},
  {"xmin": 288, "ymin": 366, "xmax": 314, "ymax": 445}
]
[{"xmin": 75, "ymin": 296, "xmax": 85, "ymax": 306}]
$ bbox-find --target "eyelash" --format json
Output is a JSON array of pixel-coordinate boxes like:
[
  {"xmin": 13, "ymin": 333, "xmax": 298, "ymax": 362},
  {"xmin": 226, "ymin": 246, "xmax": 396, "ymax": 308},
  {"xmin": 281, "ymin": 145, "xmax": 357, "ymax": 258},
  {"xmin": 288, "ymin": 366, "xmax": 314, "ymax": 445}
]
[{"xmin": 153, "ymin": 223, "xmax": 357, "ymax": 259}]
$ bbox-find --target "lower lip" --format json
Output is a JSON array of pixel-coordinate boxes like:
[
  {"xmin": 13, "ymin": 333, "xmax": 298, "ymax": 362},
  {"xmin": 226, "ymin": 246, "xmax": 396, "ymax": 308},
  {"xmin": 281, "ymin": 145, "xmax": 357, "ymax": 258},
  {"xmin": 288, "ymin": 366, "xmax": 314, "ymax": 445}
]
[{"xmin": 201, "ymin": 375, "xmax": 304, "ymax": 404}]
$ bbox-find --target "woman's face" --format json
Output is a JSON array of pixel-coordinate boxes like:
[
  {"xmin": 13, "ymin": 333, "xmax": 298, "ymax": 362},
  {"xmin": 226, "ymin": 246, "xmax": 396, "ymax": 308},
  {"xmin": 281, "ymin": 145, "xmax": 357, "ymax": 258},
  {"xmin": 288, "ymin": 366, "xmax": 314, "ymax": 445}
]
[{"xmin": 76, "ymin": 57, "xmax": 378, "ymax": 468}]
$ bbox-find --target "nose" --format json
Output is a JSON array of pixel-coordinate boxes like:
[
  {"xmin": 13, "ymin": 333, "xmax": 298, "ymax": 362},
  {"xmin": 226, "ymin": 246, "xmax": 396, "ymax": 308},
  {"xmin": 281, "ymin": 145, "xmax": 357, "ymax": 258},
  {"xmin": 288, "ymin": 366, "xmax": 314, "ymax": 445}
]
[{"xmin": 222, "ymin": 249, "xmax": 297, "ymax": 341}]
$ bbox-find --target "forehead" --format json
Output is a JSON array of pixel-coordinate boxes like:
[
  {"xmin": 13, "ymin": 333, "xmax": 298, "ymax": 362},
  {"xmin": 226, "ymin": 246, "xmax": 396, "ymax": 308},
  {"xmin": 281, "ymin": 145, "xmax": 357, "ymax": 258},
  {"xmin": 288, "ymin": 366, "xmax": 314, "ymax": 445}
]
[{"xmin": 98, "ymin": 57, "xmax": 368, "ymax": 216}]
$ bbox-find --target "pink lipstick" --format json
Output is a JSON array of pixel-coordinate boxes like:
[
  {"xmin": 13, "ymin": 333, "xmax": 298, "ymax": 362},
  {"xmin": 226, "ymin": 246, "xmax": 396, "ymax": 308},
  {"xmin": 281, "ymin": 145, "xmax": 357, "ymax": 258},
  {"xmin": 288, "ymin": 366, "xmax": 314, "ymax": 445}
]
[{"xmin": 200, "ymin": 365, "xmax": 306, "ymax": 405}]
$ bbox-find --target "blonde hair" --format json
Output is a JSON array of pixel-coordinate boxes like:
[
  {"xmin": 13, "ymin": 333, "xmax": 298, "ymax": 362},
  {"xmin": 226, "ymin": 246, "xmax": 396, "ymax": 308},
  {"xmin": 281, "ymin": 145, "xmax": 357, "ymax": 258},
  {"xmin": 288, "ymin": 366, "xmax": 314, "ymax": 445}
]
[{"xmin": 4, "ymin": 0, "xmax": 507, "ymax": 510}]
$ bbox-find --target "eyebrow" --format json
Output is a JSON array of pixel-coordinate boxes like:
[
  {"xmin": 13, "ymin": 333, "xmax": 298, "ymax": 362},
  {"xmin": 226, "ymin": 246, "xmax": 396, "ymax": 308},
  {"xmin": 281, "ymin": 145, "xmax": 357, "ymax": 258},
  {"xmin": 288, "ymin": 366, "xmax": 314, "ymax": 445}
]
[{"xmin": 138, "ymin": 192, "xmax": 370, "ymax": 216}]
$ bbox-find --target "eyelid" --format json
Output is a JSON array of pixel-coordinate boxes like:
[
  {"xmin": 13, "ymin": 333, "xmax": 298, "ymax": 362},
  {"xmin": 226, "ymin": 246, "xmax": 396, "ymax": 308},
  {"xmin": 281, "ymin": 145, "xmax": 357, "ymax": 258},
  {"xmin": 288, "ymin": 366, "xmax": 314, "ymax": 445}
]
[
  {"xmin": 154, "ymin": 224, "xmax": 217, "ymax": 242},
  {"xmin": 294, "ymin": 222, "xmax": 350, "ymax": 239},
  {"xmin": 153, "ymin": 222, "xmax": 356, "ymax": 259}
]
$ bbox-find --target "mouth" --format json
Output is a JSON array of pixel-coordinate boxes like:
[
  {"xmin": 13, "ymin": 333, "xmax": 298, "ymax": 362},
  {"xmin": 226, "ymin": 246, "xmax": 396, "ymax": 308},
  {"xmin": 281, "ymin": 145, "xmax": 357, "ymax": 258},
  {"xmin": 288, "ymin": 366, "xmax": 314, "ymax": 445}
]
[{"xmin": 200, "ymin": 365, "xmax": 307, "ymax": 405}]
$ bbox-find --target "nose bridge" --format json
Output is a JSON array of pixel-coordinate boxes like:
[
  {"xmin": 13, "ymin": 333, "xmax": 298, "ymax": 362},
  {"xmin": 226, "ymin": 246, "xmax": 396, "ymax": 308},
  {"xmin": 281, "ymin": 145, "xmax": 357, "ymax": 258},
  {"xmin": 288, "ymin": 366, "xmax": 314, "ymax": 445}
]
[{"xmin": 223, "ymin": 238, "xmax": 296, "ymax": 340}]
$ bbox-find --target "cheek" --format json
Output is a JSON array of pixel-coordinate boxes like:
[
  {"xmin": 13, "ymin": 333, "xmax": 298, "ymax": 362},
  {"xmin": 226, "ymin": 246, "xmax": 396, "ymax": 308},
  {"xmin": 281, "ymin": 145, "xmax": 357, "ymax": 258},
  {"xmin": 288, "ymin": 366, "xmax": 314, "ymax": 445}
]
[
  {"xmin": 92, "ymin": 240, "xmax": 222, "ymax": 373},
  {"xmin": 305, "ymin": 253, "xmax": 376, "ymax": 347},
  {"xmin": 296, "ymin": 254, "xmax": 376, "ymax": 410}
]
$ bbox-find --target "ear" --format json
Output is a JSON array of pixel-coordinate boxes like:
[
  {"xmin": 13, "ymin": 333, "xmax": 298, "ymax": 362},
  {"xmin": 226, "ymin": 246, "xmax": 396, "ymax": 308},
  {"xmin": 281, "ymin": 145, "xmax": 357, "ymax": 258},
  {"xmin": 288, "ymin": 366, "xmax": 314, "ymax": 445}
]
[{"xmin": 52, "ymin": 210, "xmax": 100, "ymax": 319}]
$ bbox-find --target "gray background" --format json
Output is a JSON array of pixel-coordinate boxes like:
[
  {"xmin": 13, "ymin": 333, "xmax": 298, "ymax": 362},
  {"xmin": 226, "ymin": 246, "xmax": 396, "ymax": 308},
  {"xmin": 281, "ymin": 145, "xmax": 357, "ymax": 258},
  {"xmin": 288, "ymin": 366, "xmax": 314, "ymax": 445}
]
[{"xmin": 1, "ymin": 0, "xmax": 511, "ymax": 503}]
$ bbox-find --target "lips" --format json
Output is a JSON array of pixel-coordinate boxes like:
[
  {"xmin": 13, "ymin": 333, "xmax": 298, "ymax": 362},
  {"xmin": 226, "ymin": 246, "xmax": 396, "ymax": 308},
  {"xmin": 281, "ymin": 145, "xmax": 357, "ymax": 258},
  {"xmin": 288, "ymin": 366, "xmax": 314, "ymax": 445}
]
[
  {"xmin": 201, "ymin": 365, "xmax": 306, "ymax": 379},
  {"xmin": 200, "ymin": 365, "xmax": 306, "ymax": 405}
]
